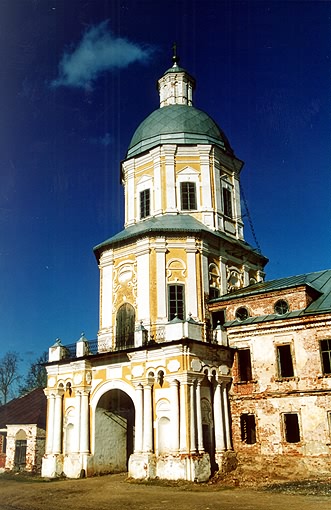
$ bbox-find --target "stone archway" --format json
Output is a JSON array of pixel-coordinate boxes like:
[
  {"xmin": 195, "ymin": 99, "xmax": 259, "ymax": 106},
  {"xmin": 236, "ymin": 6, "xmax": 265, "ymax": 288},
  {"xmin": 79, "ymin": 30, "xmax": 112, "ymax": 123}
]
[{"xmin": 94, "ymin": 389, "xmax": 135, "ymax": 474}]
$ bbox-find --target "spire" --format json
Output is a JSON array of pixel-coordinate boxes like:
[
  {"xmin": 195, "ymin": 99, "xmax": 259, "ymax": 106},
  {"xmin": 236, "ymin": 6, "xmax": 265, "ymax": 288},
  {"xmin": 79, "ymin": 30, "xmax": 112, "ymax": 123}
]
[
  {"xmin": 172, "ymin": 42, "xmax": 179, "ymax": 67},
  {"xmin": 157, "ymin": 46, "xmax": 196, "ymax": 108}
]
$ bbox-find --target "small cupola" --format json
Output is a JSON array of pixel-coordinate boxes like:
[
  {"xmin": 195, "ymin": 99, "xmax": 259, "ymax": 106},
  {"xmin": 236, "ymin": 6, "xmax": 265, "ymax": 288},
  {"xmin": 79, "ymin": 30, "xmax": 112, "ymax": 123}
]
[{"xmin": 157, "ymin": 46, "xmax": 196, "ymax": 108}]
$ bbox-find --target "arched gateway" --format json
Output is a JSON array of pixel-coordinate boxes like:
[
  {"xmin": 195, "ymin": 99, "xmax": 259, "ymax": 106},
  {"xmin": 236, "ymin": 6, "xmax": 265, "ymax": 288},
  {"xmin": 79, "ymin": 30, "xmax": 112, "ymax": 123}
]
[{"xmin": 94, "ymin": 389, "xmax": 134, "ymax": 473}]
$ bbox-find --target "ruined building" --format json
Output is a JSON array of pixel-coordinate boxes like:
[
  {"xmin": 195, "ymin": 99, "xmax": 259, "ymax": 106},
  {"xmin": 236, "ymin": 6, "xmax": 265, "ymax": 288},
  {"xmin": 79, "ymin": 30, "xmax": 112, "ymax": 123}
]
[{"xmin": 41, "ymin": 57, "xmax": 331, "ymax": 481}]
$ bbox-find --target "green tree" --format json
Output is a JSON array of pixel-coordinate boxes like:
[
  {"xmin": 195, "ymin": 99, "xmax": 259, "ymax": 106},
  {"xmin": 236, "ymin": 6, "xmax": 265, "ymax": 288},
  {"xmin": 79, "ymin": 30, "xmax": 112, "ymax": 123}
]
[
  {"xmin": 19, "ymin": 351, "xmax": 48, "ymax": 395},
  {"xmin": 0, "ymin": 351, "xmax": 21, "ymax": 404}
]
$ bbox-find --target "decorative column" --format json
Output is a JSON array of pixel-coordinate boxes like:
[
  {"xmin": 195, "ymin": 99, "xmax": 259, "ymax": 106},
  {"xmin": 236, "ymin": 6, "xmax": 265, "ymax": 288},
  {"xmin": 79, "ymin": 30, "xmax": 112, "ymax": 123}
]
[
  {"xmin": 196, "ymin": 380, "xmax": 204, "ymax": 453},
  {"xmin": 74, "ymin": 391, "xmax": 81, "ymax": 453},
  {"xmin": 163, "ymin": 145, "xmax": 177, "ymax": 212},
  {"xmin": 155, "ymin": 237, "xmax": 167, "ymax": 320},
  {"xmin": 179, "ymin": 380, "xmax": 189, "ymax": 453},
  {"xmin": 53, "ymin": 388, "xmax": 64, "ymax": 454},
  {"xmin": 189, "ymin": 382, "xmax": 196, "ymax": 453},
  {"xmin": 151, "ymin": 147, "xmax": 162, "ymax": 215},
  {"xmin": 80, "ymin": 390, "xmax": 90, "ymax": 453},
  {"xmin": 201, "ymin": 243, "xmax": 210, "ymax": 295},
  {"xmin": 219, "ymin": 257, "xmax": 228, "ymax": 295},
  {"xmin": 170, "ymin": 379, "xmax": 180, "ymax": 452},
  {"xmin": 213, "ymin": 381, "xmax": 225, "ymax": 452},
  {"xmin": 134, "ymin": 384, "xmax": 144, "ymax": 453},
  {"xmin": 143, "ymin": 383, "xmax": 153, "ymax": 452},
  {"xmin": 136, "ymin": 239, "xmax": 150, "ymax": 323},
  {"xmin": 185, "ymin": 238, "xmax": 198, "ymax": 318},
  {"xmin": 222, "ymin": 382, "xmax": 232, "ymax": 450},
  {"xmin": 123, "ymin": 160, "xmax": 135, "ymax": 226},
  {"xmin": 45, "ymin": 391, "xmax": 55, "ymax": 454},
  {"xmin": 198, "ymin": 145, "xmax": 212, "ymax": 209}
]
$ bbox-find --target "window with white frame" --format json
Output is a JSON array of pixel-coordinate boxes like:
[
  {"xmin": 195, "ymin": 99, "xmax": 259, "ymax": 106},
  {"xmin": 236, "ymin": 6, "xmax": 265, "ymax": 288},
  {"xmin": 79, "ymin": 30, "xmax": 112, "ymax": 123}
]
[
  {"xmin": 140, "ymin": 188, "xmax": 150, "ymax": 219},
  {"xmin": 168, "ymin": 284, "xmax": 185, "ymax": 320},
  {"xmin": 180, "ymin": 181, "xmax": 197, "ymax": 210},
  {"xmin": 222, "ymin": 186, "xmax": 233, "ymax": 218}
]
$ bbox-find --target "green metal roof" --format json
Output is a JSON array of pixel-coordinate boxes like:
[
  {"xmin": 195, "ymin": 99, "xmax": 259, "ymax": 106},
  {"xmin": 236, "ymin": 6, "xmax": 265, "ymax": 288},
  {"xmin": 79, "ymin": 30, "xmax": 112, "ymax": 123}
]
[
  {"xmin": 214, "ymin": 269, "xmax": 331, "ymax": 325},
  {"xmin": 93, "ymin": 214, "xmax": 266, "ymax": 263},
  {"xmin": 127, "ymin": 105, "xmax": 233, "ymax": 158}
]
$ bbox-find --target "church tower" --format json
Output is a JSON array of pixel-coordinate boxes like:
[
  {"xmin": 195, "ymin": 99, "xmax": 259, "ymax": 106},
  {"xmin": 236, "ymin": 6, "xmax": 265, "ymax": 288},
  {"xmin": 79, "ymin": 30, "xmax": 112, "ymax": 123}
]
[
  {"xmin": 94, "ymin": 54, "xmax": 267, "ymax": 352},
  {"xmin": 42, "ymin": 55, "xmax": 268, "ymax": 482}
]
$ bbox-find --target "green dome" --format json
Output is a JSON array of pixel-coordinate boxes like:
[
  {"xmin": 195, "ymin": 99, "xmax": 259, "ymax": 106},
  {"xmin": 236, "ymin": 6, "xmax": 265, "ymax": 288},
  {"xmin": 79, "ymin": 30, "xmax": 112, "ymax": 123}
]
[{"xmin": 127, "ymin": 105, "xmax": 233, "ymax": 158}]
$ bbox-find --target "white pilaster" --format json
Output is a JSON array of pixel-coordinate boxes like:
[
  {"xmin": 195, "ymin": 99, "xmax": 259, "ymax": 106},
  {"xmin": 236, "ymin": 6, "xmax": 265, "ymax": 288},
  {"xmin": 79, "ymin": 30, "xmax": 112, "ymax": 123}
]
[
  {"xmin": 186, "ymin": 238, "xmax": 198, "ymax": 318},
  {"xmin": 170, "ymin": 379, "xmax": 180, "ymax": 452},
  {"xmin": 100, "ymin": 250, "xmax": 114, "ymax": 330},
  {"xmin": 151, "ymin": 148, "xmax": 162, "ymax": 215},
  {"xmin": 80, "ymin": 390, "xmax": 90, "ymax": 453},
  {"xmin": 74, "ymin": 391, "xmax": 81, "ymax": 453},
  {"xmin": 53, "ymin": 390, "xmax": 64, "ymax": 454},
  {"xmin": 125, "ymin": 161, "xmax": 135, "ymax": 226},
  {"xmin": 45, "ymin": 392, "xmax": 55, "ymax": 454},
  {"xmin": 213, "ymin": 382, "xmax": 225, "ymax": 452},
  {"xmin": 163, "ymin": 145, "xmax": 177, "ymax": 212},
  {"xmin": 179, "ymin": 381, "xmax": 189, "ymax": 453},
  {"xmin": 198, "ymin": 145, "xmax": 212, "ymax": 210},
  {"xmin": 219, "ymin": 257, "xmax": 228, "ymax": 295},
  {"xmin": 155, "ymin": 237, "xmax": 167, "ymax": 320},
  {"xmin": 196, "ymin": 380, "xmax": 204, "ymax": 452},
  {"xmin": 201, "ymin": 243, "xmax": 210, "ymax": 295},
  {"xmin": 143, "ymin": 384, "xmax": 153, "ymax": 452},
  {"xmin": 189, "ymin": 382, "xmax": 196, "ymax": 453},
  {"xmin": 136, "ymin": 239, "xmax": 150, "ymax": 322},
  {"xmin": 134, "ymin": 384, "xmax": 144, "ymax": 453}
]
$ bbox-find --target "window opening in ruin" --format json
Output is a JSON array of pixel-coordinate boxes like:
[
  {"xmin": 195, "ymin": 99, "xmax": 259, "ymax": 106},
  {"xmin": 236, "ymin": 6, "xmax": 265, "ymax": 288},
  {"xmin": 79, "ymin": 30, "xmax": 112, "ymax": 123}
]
[
  {"xmin": 168, "ymin": 284, "xmax": 185, "ymax": 320},
  {"xmin": 320, "ymin": 339, "xmax": 331, "ymax": 375},
  {"xmin": 211, "ymin": 310, "xmax": 226, "ymax": 329},
  {"xmin": 235, "ymin": 306, "xmax": 249, "ymax": 321},
  {"xmin": 180, "ymin": 182, "xmax": 197, "ymax": 210},
  {"xmin": 116, "ymin": 303, "xmax": 135, "ymax": 349},
  {"xmin": 277, "ymin": 344, "xmax": 294, "ymax": 378},
  {"xmin": 274, "ymin": 299, "xmax": 289, "ymax": 315},
  {"xmin": 240, "ymin": 414, "xmax": 256, "ymax": 444},
  {"xmin": 328, "ymin": 411, "xmax": 331, "ymax": 439},
  {"xmin": 140, "ymin": 188, "xmax": 150, "ymax": 219},
  {"xmin": 283, "ymin": 413, "xmax": 300, "ymax": 443},
  {"xmin": 238, "ymin": 348, "xmax": 252, "ymax": 382},
  {"xmin": 222, "ymin": 187, "xmax": 233, "ymax": 218}
]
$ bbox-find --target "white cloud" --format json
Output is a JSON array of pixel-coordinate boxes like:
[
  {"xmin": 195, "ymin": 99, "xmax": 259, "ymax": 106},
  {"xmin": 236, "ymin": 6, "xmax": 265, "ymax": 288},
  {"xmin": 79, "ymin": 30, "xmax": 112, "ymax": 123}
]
[{"xmin": 51, "ymin": 21, "xmax": 154, "ymax": 89}]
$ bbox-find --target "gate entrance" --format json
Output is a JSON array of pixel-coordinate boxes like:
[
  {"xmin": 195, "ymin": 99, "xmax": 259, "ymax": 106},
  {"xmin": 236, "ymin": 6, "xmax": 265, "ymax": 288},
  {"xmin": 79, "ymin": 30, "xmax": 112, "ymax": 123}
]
[{"xmin": 94, "ymin": 389, "xmax": 135, "ymax": 473}]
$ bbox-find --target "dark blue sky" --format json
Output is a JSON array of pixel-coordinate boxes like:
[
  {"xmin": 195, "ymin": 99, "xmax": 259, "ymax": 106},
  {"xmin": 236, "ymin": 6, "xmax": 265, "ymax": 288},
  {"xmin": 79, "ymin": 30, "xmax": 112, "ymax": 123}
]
[{"xmin": 0, "ymin": 0, "xmax": 330, "ymax": 371}]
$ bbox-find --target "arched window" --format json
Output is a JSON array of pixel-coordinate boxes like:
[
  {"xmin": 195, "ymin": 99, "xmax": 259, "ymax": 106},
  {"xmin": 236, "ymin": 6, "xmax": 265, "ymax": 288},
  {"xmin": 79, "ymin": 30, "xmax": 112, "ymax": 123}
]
[{"xmin": 116, "ymin": 303, "xmax": 135, "ymax": 349}]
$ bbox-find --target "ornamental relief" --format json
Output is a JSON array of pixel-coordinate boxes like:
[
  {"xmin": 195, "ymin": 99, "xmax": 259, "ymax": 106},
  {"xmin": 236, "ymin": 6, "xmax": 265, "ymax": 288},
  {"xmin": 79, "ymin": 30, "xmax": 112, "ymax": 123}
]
[
  {"xmin": 226, "ymin": 265, "xmax": 244, "ymax": 293},
  {"xmin": 166, "ymin": 258, "xmax": 186, "ymax": 282},
  {"xmin": 113, "ymin": 261, "xmax": 137, "ymax": 307}
]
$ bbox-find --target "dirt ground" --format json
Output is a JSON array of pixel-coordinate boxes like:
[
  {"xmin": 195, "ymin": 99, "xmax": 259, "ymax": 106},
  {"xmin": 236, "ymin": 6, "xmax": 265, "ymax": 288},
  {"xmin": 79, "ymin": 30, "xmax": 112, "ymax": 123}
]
[{"xmin": 0, "ymin": 472, "xmax": 330, "ymax": 510}]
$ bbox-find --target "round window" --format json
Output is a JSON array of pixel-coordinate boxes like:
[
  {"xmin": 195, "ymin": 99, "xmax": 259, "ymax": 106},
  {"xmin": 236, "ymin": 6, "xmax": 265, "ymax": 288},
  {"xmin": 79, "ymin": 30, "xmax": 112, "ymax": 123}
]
[
  {"xmin": 235, "ymin": 306, "xmax": 249, "ymax": 321},
  {"xmin": 274, "ymin": 299, "xmax": 289, "ymax": 315}
]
